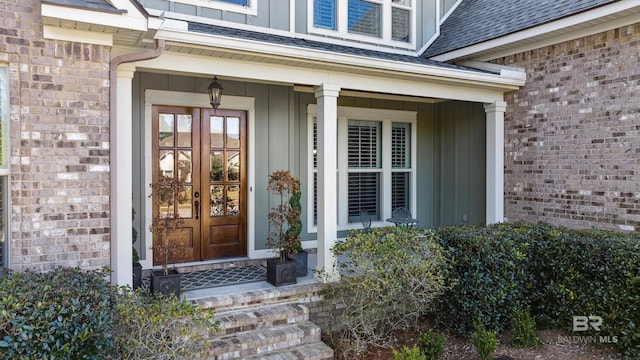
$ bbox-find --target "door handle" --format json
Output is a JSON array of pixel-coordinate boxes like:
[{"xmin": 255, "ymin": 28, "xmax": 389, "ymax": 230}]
[{"xmin": 194, "ymin": 191, "xmax": 200, "ymax": 220}]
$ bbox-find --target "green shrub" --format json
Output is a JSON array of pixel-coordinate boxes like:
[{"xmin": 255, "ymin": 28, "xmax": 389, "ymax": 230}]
[
  {"xmin": 511, "ymin": 306, "xmax": 541, "ymax": 348},
  {"xmin": 418, "ymin": 328, "xmax": 446, "ymax": 360},
  {"xmin": 392, "ymin": 345, "xmax": 426, "ymax": 360},
  {"xmin": 471, "ymin": 320, "xmax": 498, "ymax": 360},
  {"xmin": 326, "ymin": 227, "xmax": 447, "ymax": 357},
  {"xmin": 112, "ymin": 288, "xmax": 217, "ymax": 359},
  {"xmin": 0, "ymin": 267, "xmax": 117, "ymax": 359}
]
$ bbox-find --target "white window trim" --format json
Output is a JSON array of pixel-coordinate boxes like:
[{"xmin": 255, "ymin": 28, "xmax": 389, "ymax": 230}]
[
  {"xmin": 0, "ymin": 66, "xmax": 9, "ymax": 268},
  {"xmin": 307, "ymin": 0, "xmax": 416, "ymax": 50},
  {"xmin": 307, "ymin": 105, "xmax": 417, "ymax": 233},
  {"xmin": 172, "ymin": 0, "xmax": 257, "ymax": 16}
]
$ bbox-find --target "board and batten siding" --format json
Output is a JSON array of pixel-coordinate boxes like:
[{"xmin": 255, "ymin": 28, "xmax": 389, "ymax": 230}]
[{"xmin": 132, "ymin": 73, "xmax": 486, "ymax": 255}]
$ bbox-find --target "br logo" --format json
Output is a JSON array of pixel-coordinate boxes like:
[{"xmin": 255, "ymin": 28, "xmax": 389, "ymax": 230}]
[{"xmin": 572, "ymin": 316, "xmax": 602, "ymax": 332}]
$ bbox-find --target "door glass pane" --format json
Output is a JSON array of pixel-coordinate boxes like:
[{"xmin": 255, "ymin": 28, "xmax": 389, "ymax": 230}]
[
  {"xmin": 159, "ymin": 114, "xmax": 174, "ymax": 147},
  {"xmin": 210, "ymin": 151, "xmax": 224, "ymax": 182},
  {"xmin": 177, "ymin": 115, "xmax": 192, "ymax": 147},
  {"xmin": 178, "ymin": 186, "xmax": 193, "ymax": 219},
  {"xmin": 177, "ymin": 150, "xmax": 193, "ymax": 183},
  {"xmin": 210, "ymin": 185, "xmax": 224, "ymax": 217},
  {"xmin": 227, "ymin": 151, "xmax": 240, "ymax": 182},
  {"xmin": 210, "ymin": 116, "xmax": 224, "ymax": 148},
  {"xmin": 227, "ymin": 185, "xmax": 240, "ymax": 216},
  {"xmin": 159, "ymin": 150, "xmax": 174, "ymax": 178},
  {"xmin": 227, "ymin": 117, "xmax": 240, "ymax": 148}
]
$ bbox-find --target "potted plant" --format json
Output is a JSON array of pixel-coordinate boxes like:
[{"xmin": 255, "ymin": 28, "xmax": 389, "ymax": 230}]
[
  {"xmin": 132, "ymin": 208, "xmax": 142, "ymax": 289},
  {"xmin": 148, "ymin": 175, "xmax": 186, "ymax": 296},
  {"xmin": 286, "ymin": 179, "xmax": 307, "ymax": 277},
  {"xmin": 265, "ymin": 170, "xmax": 299, "ymax": 286}
]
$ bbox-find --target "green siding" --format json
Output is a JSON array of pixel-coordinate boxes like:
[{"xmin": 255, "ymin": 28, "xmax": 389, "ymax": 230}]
[{"xmin": 435, "ymin": 101, "xmax": 486, "ymax": 226}]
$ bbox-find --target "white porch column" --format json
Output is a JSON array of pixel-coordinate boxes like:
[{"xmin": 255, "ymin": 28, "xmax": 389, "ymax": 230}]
[
  {"xmin": 110, "ymin": 64, "xmax": 135, "ymax": 286},
  {"xmin": 314, "ymin": 83, "xmax": 340, "ymax": 282},
  {"xmin": 484, "ymin": 101, "xmax": 507, "ymax": 224}
]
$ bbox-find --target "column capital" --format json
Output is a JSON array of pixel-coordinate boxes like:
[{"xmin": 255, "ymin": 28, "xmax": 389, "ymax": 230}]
[
  {"xmin": 484, "ymin": 100, "xmax": 507, "ymax": 113},
  {"xmin": 314, "ymin": 83, "xmax": 341, "ymax": 98},
  {"xmin": 116, "ymin": 63, "xmax": 136, "ymax": 79}
]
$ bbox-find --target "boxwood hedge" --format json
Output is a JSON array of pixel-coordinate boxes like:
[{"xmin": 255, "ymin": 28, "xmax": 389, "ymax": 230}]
[{"xmin": 432, "ymin": 222, "xmax": 640, "ymax": 358}]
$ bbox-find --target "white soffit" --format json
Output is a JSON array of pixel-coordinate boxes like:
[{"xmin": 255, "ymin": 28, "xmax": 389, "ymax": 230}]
[{"xmin": 41, "ymin": 3, "xmax": 147, "ymax": 32}]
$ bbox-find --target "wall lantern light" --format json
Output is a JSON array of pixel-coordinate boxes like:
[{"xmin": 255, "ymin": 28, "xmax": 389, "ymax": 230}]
[{"xmin": 207, "ymin": 76, "xmax": 223, "ymax": 109}]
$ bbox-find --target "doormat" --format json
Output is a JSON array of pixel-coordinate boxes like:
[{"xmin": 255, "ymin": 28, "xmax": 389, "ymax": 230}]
[{"xmin": 180, "ymin": 265, "xmax": 267, "ymax": 291}]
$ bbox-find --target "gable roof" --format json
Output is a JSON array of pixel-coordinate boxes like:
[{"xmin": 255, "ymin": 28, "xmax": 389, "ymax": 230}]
[
  {"xmin": 423, "ymin": 0, "xmax": 618, "ymax": 58},
  {"xmin": 42, "ymin": 0, "xmax": 124, "ymax": 13},
  {"xmin": 188, "ymin": 22, "xmax": 489, "ymax": 73}
]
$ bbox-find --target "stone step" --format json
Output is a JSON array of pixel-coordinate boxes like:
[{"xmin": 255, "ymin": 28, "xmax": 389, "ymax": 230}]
[
  {"xmin": 206, "ymin": 321, "xmax": 322, "ymax": 359},
  {"xmin": 242, "ymin": 342, "xmax": 334, "ymax": 360},
  {"xmin": 193, "ymin": 282, "xmax": 325, "ymax": 312},
  {"xmin": 213, "ymin": 303, "xmax": 309, "ymax": 336}
]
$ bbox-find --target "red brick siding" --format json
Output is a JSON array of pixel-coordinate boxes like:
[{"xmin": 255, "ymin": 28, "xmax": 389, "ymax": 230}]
[
  {"xmin": 494, "ymin": 23, "xmax": 640, "ymax": 231},
  {"xmin": 1, "ymin": 0, "xmax": 111, "ymax": 271}
]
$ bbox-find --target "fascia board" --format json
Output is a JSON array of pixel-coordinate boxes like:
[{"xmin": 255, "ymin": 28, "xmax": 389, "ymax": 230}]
[
  {"xmin": 41, "ymin": 3, "xmax": 147, "ymax": 32},
  {"xmin": 155, "ymin": 27, "xmax": 525, "ymax": 88},
  {"xmin": 430, "ymin": 0, "xmax": 640, "ymax": 62}
]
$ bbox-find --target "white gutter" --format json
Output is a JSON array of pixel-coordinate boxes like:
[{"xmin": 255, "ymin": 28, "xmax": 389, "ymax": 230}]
[{"xmin": 153, "ymin": 23, "xmax": 526, "ymax": 88}]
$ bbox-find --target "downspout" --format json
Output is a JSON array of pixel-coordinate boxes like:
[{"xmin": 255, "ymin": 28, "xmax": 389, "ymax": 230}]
[{"xmin": 109, "ymin": 39, "xmax": 165, "ymax": 285}]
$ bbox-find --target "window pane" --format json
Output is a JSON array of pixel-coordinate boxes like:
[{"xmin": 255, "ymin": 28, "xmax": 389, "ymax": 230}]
[
  {"xmin": 348, "ymin": 0, "xmax": 381, "ymax": 38},
  {"xmin": 178, "ymin": 186, "xmax": 193, "ymax": 219},
  {"xmin": 392, "ymin": 122, "xmax": 411, "ymax": 168},
  {"xmin": 210, "ymin": 116, "xmax": 224, "ymax": 148},
  {"xmin": 177, "ymin": 115, "xmax": 192, "ymax": 147},
  {"xmin": 314, "ymin": 0, "xmax": 336, "ymax": 30},
  {"xmin": 227, "ymin": 185, "xmax": 240, "ymax": 216},
  {"xmin": 392, "ymin": 172, "xmax": 410, "ymax": 210},
  {"xmin": 227, "ymin": 151, "xmax": 240, "ymax": 181},
  {"xmin": 348, "ymin": 120, "xmax": 381, "ymax": 168},
  {"xmin": 210, "ymin": 185, "xmax": 224, "ymax": 217},
  {"xmin": 210, "ymin": 151, "xmax": 224, "ymax": 182},
  {"xmin": 313, "ymin": 172, "xmax": 317, "ymax": 226},
  {"xmin": 392, "ymin": 0, "xmax": 411, "ymax": 6},
  {"xmin": 159, "ymin": 114, "xmax": 174, "ymax": 147},
  {"xmin": 227, "ymin": 117, "xmax": 240, "ymax": 148},
  {"xmin": 159, "ymin": 150, "xmax": 174, "ymax": 178},
  {"xmin": 218, "ymin": 0, "xmax": 248, "ymax": 5},
  {"xmin": 177, "ymin": 150, "xmax": 193, "ymax": 183},
  {"xmin": 313, "ymin": 121, "xmax": 317, "ymax": 168},
  {"xmin": 392, "ymin": 7, "xmax": 410, "ymax": 42},
  {"xmin": 348, "ymin": 172, "xmax": 380, "ymax": 222}
]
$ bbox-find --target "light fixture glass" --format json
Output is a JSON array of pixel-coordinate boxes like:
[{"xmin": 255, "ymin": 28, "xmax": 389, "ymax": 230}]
[{"xmin": 207, "ymin": 76, "xmax": 223, "ymax": 109}]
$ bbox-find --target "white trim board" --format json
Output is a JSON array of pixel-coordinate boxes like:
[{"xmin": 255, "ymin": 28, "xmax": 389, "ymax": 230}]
[{"xmin": 142, "ymin": 90, "xmax": 256, "ymax": 269}]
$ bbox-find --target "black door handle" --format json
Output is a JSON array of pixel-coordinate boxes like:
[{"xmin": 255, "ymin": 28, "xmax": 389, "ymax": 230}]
[{"xmin": 194, "ymin": 191, "xmax": 200, "ymax": 220}]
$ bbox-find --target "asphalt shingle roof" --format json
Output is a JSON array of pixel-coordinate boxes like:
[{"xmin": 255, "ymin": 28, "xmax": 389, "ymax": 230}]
[
  {"xmin": 188, "ymin": 22, "xmax": 491, "ymax": 73},
  {"xmin": 42, "ymin": 0, "xmax": 122, "ymax": 13},
  {"xmin": 423, "ymin": 0, "xmax": 618, "ymax": 58}
]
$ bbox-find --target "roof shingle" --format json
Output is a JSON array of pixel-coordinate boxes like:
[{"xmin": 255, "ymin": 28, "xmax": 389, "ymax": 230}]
[{"xmin": 423, "ymin": 0, "xmax": 618, "ymax": 58}]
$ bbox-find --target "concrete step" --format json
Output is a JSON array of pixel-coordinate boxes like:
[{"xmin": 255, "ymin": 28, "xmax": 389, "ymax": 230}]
[
  {"xmin": 206, "ymin": 321, "xmax": 322, "ymax": 360},
  {"xmin": 193, "ymin": 282, "xmax": 325, "ymax": 312},
  {"xmin": 242, "ymin": 342, "xmax": 334, "ymax": 360},
  {"xmin": 213, "ymin": 303, "xmax": 309, "ymax": 336}
]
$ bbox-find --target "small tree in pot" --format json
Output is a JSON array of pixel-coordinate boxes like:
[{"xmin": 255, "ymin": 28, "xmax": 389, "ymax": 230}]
[
  {"xmin": 265, "ymin": 170, "xmax": 300, "ymax": 286},
  {"xmin": 286, "ymin": 179, "xmax": 307, "ymax": 277},
  {"xmin": 149, "ymin": 175, "xmax": 186, "ymax": 296}
]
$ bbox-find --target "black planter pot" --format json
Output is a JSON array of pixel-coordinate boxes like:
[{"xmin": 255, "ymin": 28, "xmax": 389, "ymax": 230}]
[
  {"xmin": 266, "ymin": 258, "xmax": 297, "ymax": 287},
  {"xmin": 291, "ymin": 251, "xmax": 308, "ymax": 277},
  {"xmin": 132, "ymin": 262, "xmax": 143, "ymax": 289},
  {"xmin": 150, "ymin": 269, "xmax": 181, "ymax": 297}
]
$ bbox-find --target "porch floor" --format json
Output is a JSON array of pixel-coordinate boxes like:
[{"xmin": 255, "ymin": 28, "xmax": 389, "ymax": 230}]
[{"xmin": 180, "ymin": 253, "xmax": 319, "ymax": 301}]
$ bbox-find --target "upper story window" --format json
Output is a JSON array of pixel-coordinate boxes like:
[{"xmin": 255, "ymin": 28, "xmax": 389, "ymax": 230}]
[
  {"xmin": 172, "ymin": 0, "xmax": 257, "ymax": 16},
  {"xmin": 310, "ymin": 0, "xmax": 415, "ymax": 48}
]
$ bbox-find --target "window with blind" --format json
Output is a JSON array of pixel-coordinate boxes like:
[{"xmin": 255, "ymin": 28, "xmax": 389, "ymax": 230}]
[
  {"xmin": 308, "ymin": 106, "xmax": 415, "ymax": 230},
  {"xmin": 311, "ymin": 0, "xmax": 414, "ymax": 47}
]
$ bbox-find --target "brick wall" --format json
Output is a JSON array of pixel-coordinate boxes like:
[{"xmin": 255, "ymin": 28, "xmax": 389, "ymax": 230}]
[
  {"xmin": 494, "ymin": 23, "xmax": 640, "ymax": 231},
  {"xmin": 1, "ymin": 0, "xmax": 111, "ymax": 271}
]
